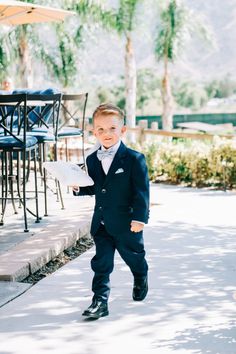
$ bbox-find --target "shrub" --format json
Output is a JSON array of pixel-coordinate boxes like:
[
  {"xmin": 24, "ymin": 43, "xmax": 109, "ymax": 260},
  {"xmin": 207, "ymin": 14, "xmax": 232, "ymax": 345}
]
[
  {"xmin": 157, "ymin": 142, "xmax": 191, "ymax": 184},
  {"xmin": 174, "ymin": 81, "xmax": 209, "ymax": 110},
  {"xmin": 130, "ymin": 137, "xmax": 236, "ymax": 189},
  {"xmin": 208, "ymin": 138, "xmax": 236, "ymax": 188}
]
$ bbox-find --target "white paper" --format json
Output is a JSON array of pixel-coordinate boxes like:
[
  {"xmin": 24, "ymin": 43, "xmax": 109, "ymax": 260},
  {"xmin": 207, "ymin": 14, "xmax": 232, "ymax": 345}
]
[{"xmin": 42, "ymin": 161, "xmax": 94, "ymax": 187}]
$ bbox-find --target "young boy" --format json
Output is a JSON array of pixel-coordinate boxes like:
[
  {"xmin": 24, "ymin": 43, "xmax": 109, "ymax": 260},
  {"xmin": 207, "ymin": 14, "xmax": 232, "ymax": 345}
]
[{"xmin": 73, "ymin": 103, "xmax": 149, "ymax": 319}]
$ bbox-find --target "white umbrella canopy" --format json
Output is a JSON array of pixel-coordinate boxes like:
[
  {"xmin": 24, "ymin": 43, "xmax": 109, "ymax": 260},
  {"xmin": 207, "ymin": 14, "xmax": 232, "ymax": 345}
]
[{"xmin": 0, "ymin": 0, "xmax": 75, "ymax": 25}]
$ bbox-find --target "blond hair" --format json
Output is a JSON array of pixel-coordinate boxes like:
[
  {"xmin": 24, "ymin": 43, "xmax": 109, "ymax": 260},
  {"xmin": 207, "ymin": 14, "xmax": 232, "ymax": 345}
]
[{"xmin": 92, "ymin": 103, "xmax": 125, "ymax": 124}]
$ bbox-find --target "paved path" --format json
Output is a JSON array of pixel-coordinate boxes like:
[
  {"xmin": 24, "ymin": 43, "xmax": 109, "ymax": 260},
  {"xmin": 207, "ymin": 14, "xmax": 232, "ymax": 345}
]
[
  {"xmin": 0, "ymin": 184, "xmax": 235, "ymax": 354},
  {"xmin": 0, "ymin": 187, "xmax": 94, "ymax": 284}
]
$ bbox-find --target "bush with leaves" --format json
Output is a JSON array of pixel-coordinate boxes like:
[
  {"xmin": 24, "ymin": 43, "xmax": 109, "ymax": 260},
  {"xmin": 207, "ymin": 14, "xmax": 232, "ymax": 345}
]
[
  {"xmin": 205, "ymin": 75, "xmax": 236, "ymax": 99},
  {"xmin": 174, "ymin": 81, "xmax": 209, "ymax": 110},
  {"xmin": 130, "ymin": 137, "xmax": 236, "ymax": 189},
  {"xmin": 208, "ymin": 137, "xmax": 236, "ymax": 188},
  {"xmin": 185, "ymin": 142, "xmax": 212, "ymax": 187}
]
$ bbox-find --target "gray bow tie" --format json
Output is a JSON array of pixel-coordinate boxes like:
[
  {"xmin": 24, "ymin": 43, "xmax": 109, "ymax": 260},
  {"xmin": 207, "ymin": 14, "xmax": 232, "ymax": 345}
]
[{"xmin": 97, "ymin": 148, "xmax": 115, "ymax": 161}]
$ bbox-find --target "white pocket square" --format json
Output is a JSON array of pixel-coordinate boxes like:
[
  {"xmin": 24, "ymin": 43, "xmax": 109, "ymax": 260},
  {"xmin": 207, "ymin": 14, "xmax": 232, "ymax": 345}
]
[{"xmin": 115, "ymin": 168, "xmax": 124, "ymax": 174}]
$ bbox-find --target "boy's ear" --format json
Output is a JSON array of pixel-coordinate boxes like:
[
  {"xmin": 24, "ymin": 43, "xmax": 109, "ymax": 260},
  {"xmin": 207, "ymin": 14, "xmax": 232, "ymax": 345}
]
[{"xmin": 121, "ymin": 125, "xmax": 127, "ymax": 134}]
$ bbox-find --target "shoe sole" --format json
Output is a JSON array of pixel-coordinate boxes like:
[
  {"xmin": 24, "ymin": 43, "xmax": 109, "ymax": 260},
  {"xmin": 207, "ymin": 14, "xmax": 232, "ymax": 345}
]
[{"xmin": 82, "ymin": 311, "xmax": 109, "ymax": 319}]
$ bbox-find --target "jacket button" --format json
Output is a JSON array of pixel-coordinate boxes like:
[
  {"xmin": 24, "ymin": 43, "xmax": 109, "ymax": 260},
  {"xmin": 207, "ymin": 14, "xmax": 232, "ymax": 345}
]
[
  {"xmin": 99, "ymin": 206, "xmax": 102, "ymax": 210},
  {"xmin": 101, "ymin": 189, "xmax": 106, "ymax": 193}
]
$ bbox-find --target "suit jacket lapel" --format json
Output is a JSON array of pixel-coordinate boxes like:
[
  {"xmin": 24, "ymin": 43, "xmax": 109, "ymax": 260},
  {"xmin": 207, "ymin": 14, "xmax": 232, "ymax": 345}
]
[
  {"xmin": 93, "ymin": 152, "xmax": 106, "ymax": 186},
  {"xmin": 103, "ymin": 141, "xmax": 127, "ymax": 186}
]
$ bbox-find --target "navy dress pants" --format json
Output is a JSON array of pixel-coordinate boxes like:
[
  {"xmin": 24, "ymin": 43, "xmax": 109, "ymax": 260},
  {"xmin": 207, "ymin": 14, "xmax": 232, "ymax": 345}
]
[{"xmin": 91, "ymin": 223, "xmax": 148, "ymax": 303}]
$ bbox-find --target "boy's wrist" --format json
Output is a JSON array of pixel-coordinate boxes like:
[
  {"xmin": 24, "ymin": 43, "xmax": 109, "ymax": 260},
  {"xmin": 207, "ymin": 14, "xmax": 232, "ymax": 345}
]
[{"xmin": 132, "ymin": 220, "xmax": 145, "ymax": 225}]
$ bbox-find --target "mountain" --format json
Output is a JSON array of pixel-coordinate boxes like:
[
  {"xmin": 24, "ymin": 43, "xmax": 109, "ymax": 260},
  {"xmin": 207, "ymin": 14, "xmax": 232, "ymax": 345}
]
[
  {"xmin": 183, "ymin": 0, "xmax": 236, "ymax": 79},
  {"xmin": 77, "ymin": 0, "xmax": 236, "ymax": 92}
]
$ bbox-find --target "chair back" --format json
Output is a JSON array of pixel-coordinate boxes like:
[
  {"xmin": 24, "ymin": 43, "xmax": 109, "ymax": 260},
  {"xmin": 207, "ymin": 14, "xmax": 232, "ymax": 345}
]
[
  {"xmin": 0, "ymin": 93, "xmax": 27, "ymax": 147},
  {"xmin": 12, "ymin": 89, "xmax": 61, "ymax": 130},
  {"xmin": 26, "ymin": 93, "xmax": 62, "ymax": 138},
  {"xmin": 60, "ymin": 93, "xmax": 88, "ymax": 131}
]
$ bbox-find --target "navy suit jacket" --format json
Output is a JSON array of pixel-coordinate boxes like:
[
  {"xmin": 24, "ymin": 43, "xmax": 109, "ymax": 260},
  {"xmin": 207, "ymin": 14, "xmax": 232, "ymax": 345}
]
[{"xmin": 75, "ymin": 141, "xmax": 150, "ymax": 236}]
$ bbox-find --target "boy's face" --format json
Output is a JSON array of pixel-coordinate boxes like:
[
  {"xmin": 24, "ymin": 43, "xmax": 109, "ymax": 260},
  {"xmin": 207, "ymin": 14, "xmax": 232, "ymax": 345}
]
[{"xmin": 93, "ymin": 114, "xmax": 126, "ymax": 148}]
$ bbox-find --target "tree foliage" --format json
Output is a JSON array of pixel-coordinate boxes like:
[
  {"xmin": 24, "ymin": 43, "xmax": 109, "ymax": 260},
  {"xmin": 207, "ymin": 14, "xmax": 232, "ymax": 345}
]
[
  {"xmin": 205, "ymin": 75, "xmax": 236, "ymax": 99},
  {"xmin": 0, "ymin": 0, "xmax": 87, "ymax": 88},
  {"xmin": 155, "ymin": 0, "xmax": 214, "ymax": 63},
  {"xmin": 136, "ymin": 68, "xmax": 161, "ymax": 113},
  {"xmin": 154, "ymin": 0, "xmax": 214, "ymax": 129}
]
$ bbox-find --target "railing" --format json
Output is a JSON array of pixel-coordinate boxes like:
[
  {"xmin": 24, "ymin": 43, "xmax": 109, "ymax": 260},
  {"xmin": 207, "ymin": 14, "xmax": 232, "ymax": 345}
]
[
  {"xmin": 127, "ymin": 127, "xmax": 235, "ymax": 142},
  {"xmin": 126, "ymin": 120, "xmax": 235, "ymax": 143}
]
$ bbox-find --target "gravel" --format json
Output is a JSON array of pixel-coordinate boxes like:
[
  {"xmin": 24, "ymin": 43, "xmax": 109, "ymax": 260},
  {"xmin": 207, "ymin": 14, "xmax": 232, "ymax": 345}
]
[{"xmin": 22, "ymin": 236, "xmax": 94, "ymax": 285}]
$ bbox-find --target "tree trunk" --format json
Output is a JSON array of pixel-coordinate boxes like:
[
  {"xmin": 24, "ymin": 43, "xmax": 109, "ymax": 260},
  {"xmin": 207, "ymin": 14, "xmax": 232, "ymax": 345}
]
[
  {"xmin": 161, "ymin": 56, "xmax": 174, "ymax": 131},
  {"xmin": 18, "ymin": 26, "xmax": 33, "ymax": 88},
  {"xmin": 125, "ymin": 33, "xmax": 136, "ymax": 142}
]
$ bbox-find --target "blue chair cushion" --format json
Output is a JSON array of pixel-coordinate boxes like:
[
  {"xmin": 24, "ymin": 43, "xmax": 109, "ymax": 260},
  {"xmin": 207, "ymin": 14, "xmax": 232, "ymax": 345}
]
[
  {"xmin": 32, "ymin": 126, "xmax": 50, "ymax": 133},
  {"xmin": 58, "ymin": 127, "xmax": 83, "ymax": 138},
  {"xmin": 27, "ymin": 131, "xmax": 55, "ymax": 143},
  {"xmin": 0, "ymin": 90, "xmax": 13, "ymax": 95},
  {"xmin": 0, "ymin": 127, "xmax": 54, "ymax": 143},
  {"xmin": 12, "ymin": 88, "xmax": 59, "ymax": 95},
  {"xmin": 0, "ymin": 135, "xmax": 37, "ymax": 148}
]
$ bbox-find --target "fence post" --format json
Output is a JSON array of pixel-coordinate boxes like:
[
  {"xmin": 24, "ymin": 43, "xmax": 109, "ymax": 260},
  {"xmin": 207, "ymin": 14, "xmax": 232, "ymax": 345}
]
[
  {"xmin": 138, "ymin": 120, "xmax": 148, "ymax": 144},
  {"xmin": 151, "ymin": 122, "xmax": 158, "ymax": 130}
]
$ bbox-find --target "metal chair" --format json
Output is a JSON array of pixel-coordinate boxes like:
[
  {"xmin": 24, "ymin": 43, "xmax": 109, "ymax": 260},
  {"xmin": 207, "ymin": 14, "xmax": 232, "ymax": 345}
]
[
  {"xmin": 0, "ymin": 94, "xmax": 39, "ymax": 232},
  {"xmin": 26, "ymin": 93, "xmax": 64, "ymax": 216},
  {"xmin": 58, "ymin": 93, "xmax": 88, "ymax": 168}
]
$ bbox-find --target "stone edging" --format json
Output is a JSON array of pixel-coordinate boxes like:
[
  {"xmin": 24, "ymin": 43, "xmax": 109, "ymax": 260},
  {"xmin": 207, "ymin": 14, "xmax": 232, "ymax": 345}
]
[{"xmin": 0, "ymin": 220, "xmax": 91, "ymax": 282}]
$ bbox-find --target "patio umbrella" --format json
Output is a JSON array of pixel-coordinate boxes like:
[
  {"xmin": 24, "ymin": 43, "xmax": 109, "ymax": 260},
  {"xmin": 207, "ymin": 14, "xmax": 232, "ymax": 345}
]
[
  {"xmin": 0, "ymin": 0, "xmax": 76, "ymax": 87},
  {"xmin": 0, "ymin": 0, "xmax": 75, "ymax": 25}
]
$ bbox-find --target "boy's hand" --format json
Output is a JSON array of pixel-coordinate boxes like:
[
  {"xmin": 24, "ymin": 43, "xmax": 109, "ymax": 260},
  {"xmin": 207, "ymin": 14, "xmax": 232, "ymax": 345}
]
[
  {"xmin": 71, "ymin": 186, "xmax": 80, "ymax": 192},
  {"xmin": 130, "ymin": 221, "xmax": 144, "ymax": 233}
]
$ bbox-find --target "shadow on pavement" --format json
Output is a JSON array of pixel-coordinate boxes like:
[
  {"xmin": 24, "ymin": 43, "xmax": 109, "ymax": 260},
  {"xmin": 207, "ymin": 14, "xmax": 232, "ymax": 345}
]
[{"xmin": 0, "ymin": 218, "xmax": 235, "ymax": 353}]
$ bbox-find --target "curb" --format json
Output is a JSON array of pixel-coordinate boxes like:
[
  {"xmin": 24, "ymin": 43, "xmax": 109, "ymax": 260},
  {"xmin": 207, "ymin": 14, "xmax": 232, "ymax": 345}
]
[{"xmin": 0, "ymin": 219, "xmax": 91, "ymax": 282}]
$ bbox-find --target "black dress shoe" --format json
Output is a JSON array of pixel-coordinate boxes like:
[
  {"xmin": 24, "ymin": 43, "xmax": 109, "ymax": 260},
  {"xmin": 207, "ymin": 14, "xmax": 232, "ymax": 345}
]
[
  {"xmin": 82, "ymin": 299, "xmax": 109, "ymax": 319},
  {"xmin": 133, "ymin": 276, "xmax": 148, "ymax": 301}
]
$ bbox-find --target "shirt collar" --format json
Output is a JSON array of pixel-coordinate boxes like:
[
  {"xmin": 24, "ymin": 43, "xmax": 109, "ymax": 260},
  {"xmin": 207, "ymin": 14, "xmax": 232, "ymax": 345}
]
[{"xmin": 101, "ymin": 140, "xmax": 121, "ymax": 154}]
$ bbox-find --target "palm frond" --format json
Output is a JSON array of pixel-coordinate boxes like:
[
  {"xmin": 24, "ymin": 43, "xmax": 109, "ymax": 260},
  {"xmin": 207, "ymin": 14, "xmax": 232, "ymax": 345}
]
[{"xmin": 155, "ymin": 0, "xmax": 215, "ymax": 61}]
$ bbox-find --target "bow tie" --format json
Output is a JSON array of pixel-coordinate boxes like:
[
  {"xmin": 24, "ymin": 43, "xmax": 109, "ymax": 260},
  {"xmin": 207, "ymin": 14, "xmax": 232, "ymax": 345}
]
[{"xmin": 97, "ymin": 148, "xmax": 116, "ymax": 161}]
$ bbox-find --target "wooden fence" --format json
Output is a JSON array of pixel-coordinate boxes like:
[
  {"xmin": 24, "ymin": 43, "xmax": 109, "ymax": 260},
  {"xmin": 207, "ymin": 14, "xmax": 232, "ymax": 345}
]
[
  {"xmin": 127, "ymin": 127, "xmax": 235, "ymax": 143},
  {"xmin": 126, "ymin": 120, "xmax": 235, "ymax": 144}
]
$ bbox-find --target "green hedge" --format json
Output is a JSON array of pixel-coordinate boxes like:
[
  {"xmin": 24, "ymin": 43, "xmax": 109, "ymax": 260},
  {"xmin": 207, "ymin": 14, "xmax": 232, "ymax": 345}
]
[{"xmin": 131, "ymin": 137, "xmax": 236, "ymax": 189}]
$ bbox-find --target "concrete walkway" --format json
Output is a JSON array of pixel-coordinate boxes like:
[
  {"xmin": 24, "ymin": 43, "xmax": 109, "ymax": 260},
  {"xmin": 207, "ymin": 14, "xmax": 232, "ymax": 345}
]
[
  {"xmin": 0, "ymin": 184, "xmax": 236, "ymax": 354},
  {"xmin": 0, "ymin": 187, "xmax": 94, "ymax": 284}
]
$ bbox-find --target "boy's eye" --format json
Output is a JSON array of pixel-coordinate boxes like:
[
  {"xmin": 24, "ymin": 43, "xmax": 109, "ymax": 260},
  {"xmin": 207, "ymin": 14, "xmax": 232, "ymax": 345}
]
[{"xmin": 95, "ymin": 126, "xmax": 118, "ymax": 134}]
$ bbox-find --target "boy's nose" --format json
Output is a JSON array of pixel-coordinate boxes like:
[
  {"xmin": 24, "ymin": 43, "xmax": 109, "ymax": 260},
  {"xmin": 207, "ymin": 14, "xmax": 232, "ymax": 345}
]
[{"xmin": 103, "ymin": 129, "xmax": 111, "ymax": 135}]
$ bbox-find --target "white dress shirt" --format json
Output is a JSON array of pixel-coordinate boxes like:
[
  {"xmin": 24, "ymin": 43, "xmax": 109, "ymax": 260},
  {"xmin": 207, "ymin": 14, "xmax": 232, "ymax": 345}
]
[{"xmin": 100, "ymin": 140, "xmax": 121, "ymax": 175}]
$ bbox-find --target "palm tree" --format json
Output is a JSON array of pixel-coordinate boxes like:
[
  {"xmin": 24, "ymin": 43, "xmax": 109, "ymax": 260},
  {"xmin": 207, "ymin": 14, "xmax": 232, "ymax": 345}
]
[
  {"xmin": 41, "ymin": 0, "xmax": 109, "ymax": 90},
  {"xmin": 0, "ymin": 0, "xmax": 84, "ymax": 89},
  {"xmin": 74, "ymin": 0, "xmax": 144, "ymax": 132},
  {"xmin": 0, "ymin": 35, "xmax": 10, "ymax": 84},
  {"xmin": 155, "ymin": 0, "xmax": 214, "ymax": 130},
  {"xmin": 116, "ymin": 0, "xmax": 141, "ymax": 130},
  {"xmin": 38, "ymin": 22, "xmax": 83, "ymax": 90},
  {"xmin": 0, "ymin": 23, "xmax": 35, "ymax": 87}
]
